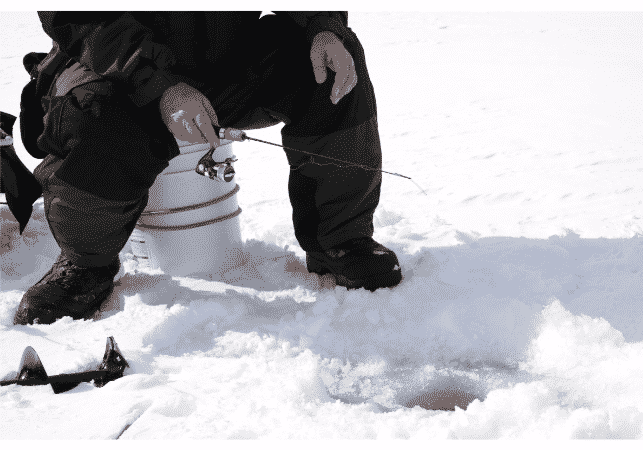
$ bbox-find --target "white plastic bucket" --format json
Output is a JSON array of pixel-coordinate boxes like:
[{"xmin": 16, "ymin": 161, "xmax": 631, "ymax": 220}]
[{"xmin": 128, "ymin": 141, "xmax": 243, "ymax": 277}]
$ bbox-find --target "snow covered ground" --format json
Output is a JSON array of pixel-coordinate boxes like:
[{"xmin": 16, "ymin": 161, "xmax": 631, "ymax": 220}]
[{"xmin": 2, "ymin": 10, "xmax": 643, "ymax": 439}]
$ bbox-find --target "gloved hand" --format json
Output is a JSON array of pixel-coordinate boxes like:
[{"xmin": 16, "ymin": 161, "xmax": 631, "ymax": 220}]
[
  {"xmin": 159, "ymin": 82, "xmax": 222, "ymax": 146},
  {"xmin": 310, "ymin": 31, "xmax": 358, "ymax": 104}
]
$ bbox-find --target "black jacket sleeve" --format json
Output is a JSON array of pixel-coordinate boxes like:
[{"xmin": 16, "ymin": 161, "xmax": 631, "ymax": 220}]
[
  {"xmin": 38, "ymin": 11, "xmax": 176, "ymax": 107},
  {"xmin": 282, "ymin": 12, "xmax": 351, "ymax": 45}
]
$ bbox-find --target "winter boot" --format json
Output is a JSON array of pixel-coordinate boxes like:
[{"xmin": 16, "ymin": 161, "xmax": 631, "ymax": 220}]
[
  {"xmin": 306, "ymin": 237, "xmax": 402, "ymax": 291},
  {"xmin": 13, "ymin": 254, "xmax": 120, "ymax": 325}
]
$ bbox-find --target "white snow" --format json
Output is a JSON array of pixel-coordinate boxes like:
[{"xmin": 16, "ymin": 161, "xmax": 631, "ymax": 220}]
[{"xmin": 2, "ymin": 11, "xmax": 643, "ymax": 439}]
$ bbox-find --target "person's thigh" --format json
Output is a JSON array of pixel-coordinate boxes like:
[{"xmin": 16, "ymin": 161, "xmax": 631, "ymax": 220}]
[
  {"xmin": 38, "ymin": 83, "xmax": 177, "ymax": 202},
  {"xmin": 279, "ymin": 23, "xmax": 378, "ymax": 144}
]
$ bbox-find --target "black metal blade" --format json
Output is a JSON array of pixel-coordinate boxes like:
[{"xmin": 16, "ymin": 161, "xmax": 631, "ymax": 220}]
[
  {"xmin": 17, "ymin": 346, "xmax": 48, "ymax": 383},
  {"xmin": 0, "ymin": 346, "xmax": 48, "ymax": 387},
  {"xmin": 94, "ymin": 336, "xmax": 129, "ymax": 388},
  {"xmin": 16, "ymin": 346, "xmax": 83, "ymax": 393}
]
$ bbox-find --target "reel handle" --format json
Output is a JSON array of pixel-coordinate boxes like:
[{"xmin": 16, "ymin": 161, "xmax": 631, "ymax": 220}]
[{"xmin": 195, "ymin": 147, "xmax": 237, "ymax": 182}]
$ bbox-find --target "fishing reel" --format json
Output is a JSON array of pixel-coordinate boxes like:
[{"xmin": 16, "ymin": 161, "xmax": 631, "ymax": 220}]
[
  {"xmin": 195, "ymin": 146, "xmax": 237, "ymax": 182},
  {"xmin": 195, "ymin": 127, "xmax": 246, "ymax": 182}
]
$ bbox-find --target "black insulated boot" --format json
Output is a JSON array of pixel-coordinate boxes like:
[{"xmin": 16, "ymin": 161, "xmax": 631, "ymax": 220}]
[
  {"xmin": 13, "ymin": 254, "xmax": 120, "ymax": 325},
  {"xmin": 306, "ymin": 237, "xmax": 402, "ymax": 291}
]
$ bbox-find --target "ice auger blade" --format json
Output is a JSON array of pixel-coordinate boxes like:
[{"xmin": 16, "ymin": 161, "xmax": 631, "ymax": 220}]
[
  {"xmin": 94, "ymin": 336, "xmax": 129, "ymax": 388},
  {"xmin": 17, "ymin": 346, "xmax": 48, "ymax": 384},
  {"xmin": 1, "ymin": 337, "xmax": 130, "ymax": 393}
]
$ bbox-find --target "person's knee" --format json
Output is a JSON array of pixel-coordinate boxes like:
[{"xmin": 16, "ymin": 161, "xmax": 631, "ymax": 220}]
[{"xmin": 33, "ymin": 155, "xmax": 63, "ymax": 191}]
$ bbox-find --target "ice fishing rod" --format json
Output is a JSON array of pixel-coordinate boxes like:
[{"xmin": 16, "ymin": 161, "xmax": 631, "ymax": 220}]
[{"xmin": 195, "ymin": 126, "xmax": 428, "ymax": 195}]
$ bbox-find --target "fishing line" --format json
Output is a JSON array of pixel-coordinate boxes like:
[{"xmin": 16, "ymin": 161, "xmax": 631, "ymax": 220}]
[
  {"xmin": 242, "ymin": 135, "xmax": 428, "ymax": 196},
  {"xmin": 192, "ymin": 122, "xmax": 429, "ymax": 195}
]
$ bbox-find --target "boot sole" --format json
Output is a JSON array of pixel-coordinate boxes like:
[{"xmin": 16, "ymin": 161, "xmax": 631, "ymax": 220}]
[{"xmin": 307, "ymin": 254, "xmax": 402, "ymax": 292}]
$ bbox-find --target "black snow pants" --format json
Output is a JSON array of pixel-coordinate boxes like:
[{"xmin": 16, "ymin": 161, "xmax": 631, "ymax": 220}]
[{"xmin": 33, "ymin": 14, "xmax": 382, "ymax": 268}]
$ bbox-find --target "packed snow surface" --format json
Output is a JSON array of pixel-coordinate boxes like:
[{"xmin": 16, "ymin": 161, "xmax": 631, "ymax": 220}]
[{"xmin": 1, "ymin": 11, "xmax": 643, "ymax": 439}]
